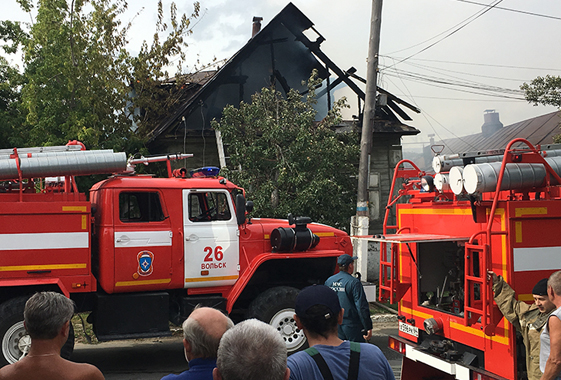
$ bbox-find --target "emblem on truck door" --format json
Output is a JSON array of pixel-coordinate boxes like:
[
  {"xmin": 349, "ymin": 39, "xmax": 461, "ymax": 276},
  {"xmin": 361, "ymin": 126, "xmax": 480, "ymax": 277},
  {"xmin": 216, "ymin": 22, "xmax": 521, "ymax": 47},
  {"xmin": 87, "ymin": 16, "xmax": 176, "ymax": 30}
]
[{"xmin": 137, "ymin": 251, "xmax": 154, "ymax": 276}]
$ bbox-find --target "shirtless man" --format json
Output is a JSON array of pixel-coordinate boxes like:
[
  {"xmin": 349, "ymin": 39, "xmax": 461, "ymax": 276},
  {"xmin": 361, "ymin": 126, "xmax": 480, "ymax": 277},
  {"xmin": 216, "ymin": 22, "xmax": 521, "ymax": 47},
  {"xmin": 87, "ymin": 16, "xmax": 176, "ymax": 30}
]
[{"xmin": 0, "ymin": 291, "xmax": 104, "ymax": 380}]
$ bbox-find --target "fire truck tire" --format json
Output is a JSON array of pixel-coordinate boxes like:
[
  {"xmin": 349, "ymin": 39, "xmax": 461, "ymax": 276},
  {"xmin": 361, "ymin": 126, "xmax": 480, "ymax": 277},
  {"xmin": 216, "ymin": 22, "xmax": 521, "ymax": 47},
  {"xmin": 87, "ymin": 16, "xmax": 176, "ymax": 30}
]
[
  {"xmin": 247, "ymin": 286, "xmax": 307, "ymax": 354},
  {"xmin": 0, "ymin": 296, "xmax": 75, "ymax": 366},
  {"xmin": 0, "ymin": 297, "xmax": 30, "ymax": 366}
]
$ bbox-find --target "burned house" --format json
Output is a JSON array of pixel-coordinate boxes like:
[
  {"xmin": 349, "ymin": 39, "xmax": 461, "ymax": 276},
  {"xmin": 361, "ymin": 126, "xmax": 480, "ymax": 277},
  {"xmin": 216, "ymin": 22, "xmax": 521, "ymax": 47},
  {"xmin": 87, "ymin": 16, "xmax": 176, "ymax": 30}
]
[{"xmin": 147, "ymin": 2, "xmax": 420, "ymax": 233}]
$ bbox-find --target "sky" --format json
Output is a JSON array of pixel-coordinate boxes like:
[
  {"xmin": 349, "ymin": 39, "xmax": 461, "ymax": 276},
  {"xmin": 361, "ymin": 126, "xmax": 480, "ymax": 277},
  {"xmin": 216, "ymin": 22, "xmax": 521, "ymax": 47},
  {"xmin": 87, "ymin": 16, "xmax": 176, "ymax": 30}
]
[{"xmin": 3, "ymin": 0, "xmax": 561, "ymax": 154}]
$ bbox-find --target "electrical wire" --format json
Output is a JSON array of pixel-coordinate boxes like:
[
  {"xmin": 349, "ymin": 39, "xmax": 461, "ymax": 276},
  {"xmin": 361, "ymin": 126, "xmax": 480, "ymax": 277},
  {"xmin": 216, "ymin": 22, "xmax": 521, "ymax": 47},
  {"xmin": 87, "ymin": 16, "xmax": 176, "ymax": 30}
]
[
  {"xmin": 383, "ymin": 72, "xmax": 470, "ymax": 149},
  {"xmin": 380, "ymin": 56, "xmax": 561, "ymax": 73},
  {"xmin": 399, "ymin": 60, "xmax": 531, "ymax": 83},
  {"xmin": 383, "ymin": 0, "xmax": 504, "ymax": 69},
  {"xmin": 452, "ymin": 0, "xmax": 561, "ymax": 21},
  {"xmin": 391, "ymin": 95, "xmax": 520, "ymax": 102},
  {"xmin": 381, "ymin": 67, "xmax": 525, "ymax": 99}
]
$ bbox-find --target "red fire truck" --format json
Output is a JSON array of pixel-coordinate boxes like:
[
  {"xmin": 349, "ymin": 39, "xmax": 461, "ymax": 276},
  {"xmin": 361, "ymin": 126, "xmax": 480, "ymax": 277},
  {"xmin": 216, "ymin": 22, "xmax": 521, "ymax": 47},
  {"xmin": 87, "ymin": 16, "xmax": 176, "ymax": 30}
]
[
  {"xmin": 0, "ymin": 142, "xmax": 352, "ymax": 365},
  {"xmin": 369, "ymin": 138, "xmax": 561, "ymax": 380}
]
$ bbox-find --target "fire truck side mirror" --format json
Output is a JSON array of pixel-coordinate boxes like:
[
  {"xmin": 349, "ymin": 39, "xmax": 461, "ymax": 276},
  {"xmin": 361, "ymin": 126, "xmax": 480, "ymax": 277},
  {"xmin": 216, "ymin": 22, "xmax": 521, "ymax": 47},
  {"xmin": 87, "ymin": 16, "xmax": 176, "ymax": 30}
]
[{"xmin": 235, "ymin": 194, "xmax": 246, "ymax": 225}]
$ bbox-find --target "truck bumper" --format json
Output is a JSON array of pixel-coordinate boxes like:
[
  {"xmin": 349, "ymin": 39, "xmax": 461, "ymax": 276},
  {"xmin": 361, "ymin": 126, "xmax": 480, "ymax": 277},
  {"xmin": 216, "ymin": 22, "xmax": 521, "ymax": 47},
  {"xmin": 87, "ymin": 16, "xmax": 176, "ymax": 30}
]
[{"xmin": 391, "ymin": 335, "xmax": 506, "ymax": 380}]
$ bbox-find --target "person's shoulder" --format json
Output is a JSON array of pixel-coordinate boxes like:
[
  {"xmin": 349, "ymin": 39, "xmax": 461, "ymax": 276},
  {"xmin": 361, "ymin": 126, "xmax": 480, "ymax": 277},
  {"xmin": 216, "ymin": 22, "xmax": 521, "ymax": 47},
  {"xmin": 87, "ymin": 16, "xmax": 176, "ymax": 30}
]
[
  {"xmin": 67, "ymin": 361, "xmax": 104, "ymax": 380},
  {"xmin": 161, "ymin": 373, "xmax": 180, "ymax": 380},
  {"xmin": 0, "ymin": 362, "xmax": 18, "ymax": 379},
  {"xmin": 359, "ymin": 342, "xmax": 385, "ymax": 357},
  {"xmin": 325, "ymin": 273, "xmax": 340, "ymax": 283},
  {"xmin": 287, "ymin": 350, "xmax": 312, "ymax": 363}
]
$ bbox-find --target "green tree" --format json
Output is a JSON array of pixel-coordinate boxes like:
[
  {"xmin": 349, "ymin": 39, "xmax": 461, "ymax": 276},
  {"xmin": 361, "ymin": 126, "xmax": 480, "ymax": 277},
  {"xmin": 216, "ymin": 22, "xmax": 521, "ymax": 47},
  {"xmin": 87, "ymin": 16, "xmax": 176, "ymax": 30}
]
[
  {"xmin": 521, "ymin": 75, "xmax": 561, "ymax": 143},
  {"xmin": 7, "ymin": 0, "xmax": 199, "ymax": 153},
  {"xmin": 212, "ymin": 72, "xmax": 359, "ymax": 231},
  {"xmin": 0, "ymin": 19, "xmax": 28, "ymax": 148},
  {"xmin": 521, "ymin": 75, "xmax": 561, "ymax": 109},
  {"xmin": 0, "ymin": 56, "xmax": 26, "ymax": 149}
]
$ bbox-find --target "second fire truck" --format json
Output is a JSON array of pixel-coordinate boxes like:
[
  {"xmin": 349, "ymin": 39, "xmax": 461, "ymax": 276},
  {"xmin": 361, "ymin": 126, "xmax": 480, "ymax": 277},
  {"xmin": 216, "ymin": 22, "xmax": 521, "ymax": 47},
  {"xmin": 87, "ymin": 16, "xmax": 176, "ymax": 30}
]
[{"xmin": 368, "ymin": 138, "xmax": 561, "ymax": 380}]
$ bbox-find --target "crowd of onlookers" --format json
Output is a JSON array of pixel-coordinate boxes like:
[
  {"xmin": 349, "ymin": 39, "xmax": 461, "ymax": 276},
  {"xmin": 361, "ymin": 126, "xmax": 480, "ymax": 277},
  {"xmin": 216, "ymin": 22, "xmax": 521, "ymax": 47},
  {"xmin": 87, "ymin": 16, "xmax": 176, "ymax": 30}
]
[
  {"xmin": 3, "ymin": 259, "xmax": 561, "ymax": 380},
  {"xmin": 0, "ymin": 253, "xmax": 395, "ymax": 380},
  {"xmin": 0, "ymin": 284, "xmax": 396, "ymax": 380}
]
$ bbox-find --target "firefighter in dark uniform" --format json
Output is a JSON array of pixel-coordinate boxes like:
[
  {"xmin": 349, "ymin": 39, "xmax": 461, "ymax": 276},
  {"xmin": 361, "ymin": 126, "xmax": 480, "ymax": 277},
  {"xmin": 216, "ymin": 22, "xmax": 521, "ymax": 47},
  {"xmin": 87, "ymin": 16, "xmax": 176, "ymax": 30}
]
[{"xmin": 325, "ymin": 254, "xmax": 372, "ymax": 342}]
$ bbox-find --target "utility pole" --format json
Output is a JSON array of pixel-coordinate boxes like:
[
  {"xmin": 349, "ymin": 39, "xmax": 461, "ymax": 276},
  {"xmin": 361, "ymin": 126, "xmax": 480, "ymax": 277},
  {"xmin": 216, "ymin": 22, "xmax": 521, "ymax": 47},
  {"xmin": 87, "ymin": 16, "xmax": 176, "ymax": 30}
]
[{"xmin": 353, "ymin": 0, "xmax": 383, "ymax": 280}]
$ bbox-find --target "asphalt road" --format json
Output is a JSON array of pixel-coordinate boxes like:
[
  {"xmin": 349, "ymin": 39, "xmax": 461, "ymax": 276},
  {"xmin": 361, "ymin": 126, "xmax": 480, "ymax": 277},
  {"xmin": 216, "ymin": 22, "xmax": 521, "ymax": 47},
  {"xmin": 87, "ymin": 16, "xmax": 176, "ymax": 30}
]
[{"xmin": 72, "ymin": 321, "xmax": 402, "ymax": 380}]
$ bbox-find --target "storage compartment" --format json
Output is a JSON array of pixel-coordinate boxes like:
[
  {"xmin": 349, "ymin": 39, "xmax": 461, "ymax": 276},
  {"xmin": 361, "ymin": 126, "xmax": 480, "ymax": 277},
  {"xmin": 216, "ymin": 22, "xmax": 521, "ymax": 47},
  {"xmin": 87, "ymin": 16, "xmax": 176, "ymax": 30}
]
[
  {"xmin": 93, "ymin": 292, "xmax": 171, "ymax": 341},
  {"xmin": 417, "ymin": 241, "xmax": 466, "ymax": 316}
]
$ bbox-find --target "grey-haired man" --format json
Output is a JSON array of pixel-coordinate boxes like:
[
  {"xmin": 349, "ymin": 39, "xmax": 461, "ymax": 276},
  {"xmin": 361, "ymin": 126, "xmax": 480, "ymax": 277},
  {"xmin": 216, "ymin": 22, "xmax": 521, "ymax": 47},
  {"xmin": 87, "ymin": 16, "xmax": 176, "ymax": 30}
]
[{"xmin": 0, "ymin": 292, "xmax": 104, "ymax": 380}]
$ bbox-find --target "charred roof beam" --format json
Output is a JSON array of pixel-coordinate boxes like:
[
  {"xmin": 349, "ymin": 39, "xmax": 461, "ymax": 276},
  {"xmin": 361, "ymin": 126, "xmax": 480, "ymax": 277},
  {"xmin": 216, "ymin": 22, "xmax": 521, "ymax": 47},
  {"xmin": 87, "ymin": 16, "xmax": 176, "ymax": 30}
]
[
  {"xmin": 313, "ymin": 67, "xmax": 357, "ymax": 98},
  {"xmin": 281, "ymin": 21, "xmax": 366, "ymax": 103}
]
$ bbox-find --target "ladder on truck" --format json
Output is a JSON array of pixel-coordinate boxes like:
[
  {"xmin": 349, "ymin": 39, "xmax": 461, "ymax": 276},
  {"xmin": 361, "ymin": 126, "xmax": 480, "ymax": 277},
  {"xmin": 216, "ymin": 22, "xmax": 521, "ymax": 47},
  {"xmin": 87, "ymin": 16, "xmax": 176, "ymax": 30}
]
[{"xmin": 378, "ymin": 160, "xmax": 425, "ymax": 304}]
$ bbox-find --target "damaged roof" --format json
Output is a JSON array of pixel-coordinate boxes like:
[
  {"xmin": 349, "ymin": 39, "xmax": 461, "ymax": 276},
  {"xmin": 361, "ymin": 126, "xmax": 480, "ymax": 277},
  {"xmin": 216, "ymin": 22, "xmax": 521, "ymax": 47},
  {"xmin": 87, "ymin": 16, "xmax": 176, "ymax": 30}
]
[{"xmin": 147, "ymin": 2, "xmax": 419, "ymax": 144}]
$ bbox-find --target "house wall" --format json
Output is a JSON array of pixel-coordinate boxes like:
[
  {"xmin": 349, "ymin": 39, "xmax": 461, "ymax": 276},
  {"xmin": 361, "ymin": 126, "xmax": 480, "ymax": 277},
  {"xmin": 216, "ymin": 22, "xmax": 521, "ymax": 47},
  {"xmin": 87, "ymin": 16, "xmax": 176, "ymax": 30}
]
[
  {"xmin": 369, "ymin": 134, "xmax": 402, "ymax": 233},
  {"xmin": 366, "ymin": 133, "xmax": 402, "ymax": 281}
]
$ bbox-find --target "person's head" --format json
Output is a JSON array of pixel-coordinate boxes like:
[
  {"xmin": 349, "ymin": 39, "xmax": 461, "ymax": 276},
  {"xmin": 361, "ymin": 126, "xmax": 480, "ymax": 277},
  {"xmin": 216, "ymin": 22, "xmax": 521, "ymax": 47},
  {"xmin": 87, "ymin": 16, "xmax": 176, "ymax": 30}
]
[
  {"xmin": 24, "ymin": 292, "xmax": 75, "ymax": 340},
  {"xmin": 213, "ymin": 319, "xmax": 289, "ymax": 380},
  {"xmin": 294, "ymin": 285, "xmax": 342, "ymax": 340},
  {"xmin": 532, "ymin": 278, "xmax": 556, "ymax": 313},
  {"xmin": 182, "ymin": 306, "xmax": 234, "ymax": 361},
  {"xmin": 337, "ymin": 254, "xmax": 357, "ymax": 273},
  {"xmin": 548, "ymin": 271, "xmax": 561, "ymax": 305}
]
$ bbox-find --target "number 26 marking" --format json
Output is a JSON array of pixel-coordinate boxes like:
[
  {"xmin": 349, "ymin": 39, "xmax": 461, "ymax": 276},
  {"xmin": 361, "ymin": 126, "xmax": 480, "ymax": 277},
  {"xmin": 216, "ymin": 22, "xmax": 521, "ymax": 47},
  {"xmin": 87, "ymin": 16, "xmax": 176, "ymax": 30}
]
[{"xmin": 204, "ymin": 246, "xmax": 224, "ymax": 261}]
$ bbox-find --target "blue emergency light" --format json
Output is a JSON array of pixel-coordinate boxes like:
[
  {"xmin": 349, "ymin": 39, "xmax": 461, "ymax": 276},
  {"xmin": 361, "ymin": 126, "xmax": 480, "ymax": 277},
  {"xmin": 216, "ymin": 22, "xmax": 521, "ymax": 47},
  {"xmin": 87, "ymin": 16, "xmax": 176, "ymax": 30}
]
[{"xmin": 190, "ymin": 166, "xmax": 220, "ymax": 178}]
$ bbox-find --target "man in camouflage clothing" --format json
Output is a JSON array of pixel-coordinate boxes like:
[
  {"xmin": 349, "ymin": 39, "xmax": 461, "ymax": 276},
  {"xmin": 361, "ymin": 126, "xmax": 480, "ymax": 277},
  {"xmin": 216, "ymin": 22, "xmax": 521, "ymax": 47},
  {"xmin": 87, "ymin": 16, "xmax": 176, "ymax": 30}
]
[{"xmin": 489, "ymin": 271, "xmax": 555, "ymax": 380}]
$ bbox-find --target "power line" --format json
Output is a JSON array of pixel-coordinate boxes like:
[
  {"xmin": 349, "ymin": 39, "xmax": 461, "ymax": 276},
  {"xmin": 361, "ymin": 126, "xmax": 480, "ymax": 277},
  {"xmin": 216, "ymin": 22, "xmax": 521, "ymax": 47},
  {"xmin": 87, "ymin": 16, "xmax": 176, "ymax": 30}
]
[
  {"xmin": 381, "ymin": 66, "xmax": 524, "ymax": 98},
  {"xmin": 380, "ymin": 56, "xmax": 561, "ymax": 72},
  {"xmin": 385, "ymin": 0, "xmax": 504, "ymax": 60},
  {"xmin": 399, "ymin": 60, "xmax": 532, "ymax": 83},
  {"xmin": 381, "ymin": 63, "xmax": 524, "ymax": 94},
  {"xmin": 381, "ymin": 57, "xmax": 517, "ymax": 153},
  {"xmin": 383, "ymin": 71, "xmax": 526, "ymax": 100},
  {"xmin": 452, "ymin": 0, "xmax": 561, "ymax": 20},
  {"xmin": 390, "ymin": 95, "xmax": 521, "ymax": 102}
]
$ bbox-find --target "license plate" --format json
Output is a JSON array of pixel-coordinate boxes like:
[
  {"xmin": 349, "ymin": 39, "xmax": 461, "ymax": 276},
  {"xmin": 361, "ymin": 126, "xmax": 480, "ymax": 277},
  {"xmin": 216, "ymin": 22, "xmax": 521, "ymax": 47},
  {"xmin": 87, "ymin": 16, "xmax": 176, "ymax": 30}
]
[{"xmin": 399, "ymin": 321, "xmax": 419, "ymax": 338}]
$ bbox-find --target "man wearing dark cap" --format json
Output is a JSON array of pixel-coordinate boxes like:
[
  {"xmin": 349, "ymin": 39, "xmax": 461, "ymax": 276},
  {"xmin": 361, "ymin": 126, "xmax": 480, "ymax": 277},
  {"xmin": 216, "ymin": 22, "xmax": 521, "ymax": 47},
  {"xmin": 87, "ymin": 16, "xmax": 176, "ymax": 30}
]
[
  {"xmin": 287, "ymin": 285, "xmax": 394, "ymax": 380},
  {"xmin": 489, "ymin": 271, "xmax": 555, "ymax": 380},
  {"xmin": 325, "ymin": 254, "xmax": 372, "ymax": 342}
]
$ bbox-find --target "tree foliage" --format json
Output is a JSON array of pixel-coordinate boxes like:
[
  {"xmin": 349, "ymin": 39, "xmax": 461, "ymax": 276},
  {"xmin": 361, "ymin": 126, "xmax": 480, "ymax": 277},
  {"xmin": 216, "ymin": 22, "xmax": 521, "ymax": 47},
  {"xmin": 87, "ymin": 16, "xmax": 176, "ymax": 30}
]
[
  {"xmin": 212, "ymin": 72, "xmax": 360, "ymax": 231},
  {"xmin": 1, "ymin": 0, "xmax": 199, "ymax": 153},
  {"xmin": 0, "ymin": 56, "xmax": 25, "ymax": 149},
  {"xmin": 521, "ymin": 75, "xmax": 561, "ymax": 143},
  {"xmin": 521, "ymin": 75, "xmax": 561, "ymax": 109}
]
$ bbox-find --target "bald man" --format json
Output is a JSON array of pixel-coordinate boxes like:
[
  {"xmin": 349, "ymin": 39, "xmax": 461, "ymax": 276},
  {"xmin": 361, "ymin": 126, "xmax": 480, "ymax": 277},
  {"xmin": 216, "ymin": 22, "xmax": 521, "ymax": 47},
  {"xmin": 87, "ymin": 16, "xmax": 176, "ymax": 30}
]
[{"xmin": 161, "ymin": 306, "xmax": 234, "ymax": 380}]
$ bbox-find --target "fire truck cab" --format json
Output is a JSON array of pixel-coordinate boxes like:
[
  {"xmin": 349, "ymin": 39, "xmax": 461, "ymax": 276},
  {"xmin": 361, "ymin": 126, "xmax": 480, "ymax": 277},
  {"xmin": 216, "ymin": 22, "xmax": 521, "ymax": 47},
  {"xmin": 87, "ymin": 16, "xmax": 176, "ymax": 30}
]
[
  {"xmin": 367, "ymin": 138, "xmax": 561, "ymax": 380},
  {"xmin": 0, "ymin": 143, "xmax": 352, "ymax": 365}
]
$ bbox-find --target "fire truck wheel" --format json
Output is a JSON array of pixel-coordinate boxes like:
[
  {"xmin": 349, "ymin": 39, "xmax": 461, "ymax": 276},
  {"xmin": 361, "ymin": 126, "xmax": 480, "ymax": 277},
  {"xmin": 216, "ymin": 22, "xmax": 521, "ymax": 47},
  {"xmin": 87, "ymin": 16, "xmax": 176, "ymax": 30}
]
[
  {"xmin": 247, "ymin": 286, "xmax": 307, "ymax": 354},
  {"xmin": 0, "ymin": 297, "xmax": 29, "ymax": 366},
  {"xmin": 0, "ymin": 297, "xmax": 75, "ymax": 366}
]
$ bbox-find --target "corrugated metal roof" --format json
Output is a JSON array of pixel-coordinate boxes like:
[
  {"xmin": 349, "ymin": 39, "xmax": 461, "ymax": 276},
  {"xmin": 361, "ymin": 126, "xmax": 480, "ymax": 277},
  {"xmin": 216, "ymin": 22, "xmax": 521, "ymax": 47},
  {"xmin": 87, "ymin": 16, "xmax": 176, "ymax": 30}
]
[{"xmin": 436, "ymin": 111, "xmax": 561, "ymax": 155}]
